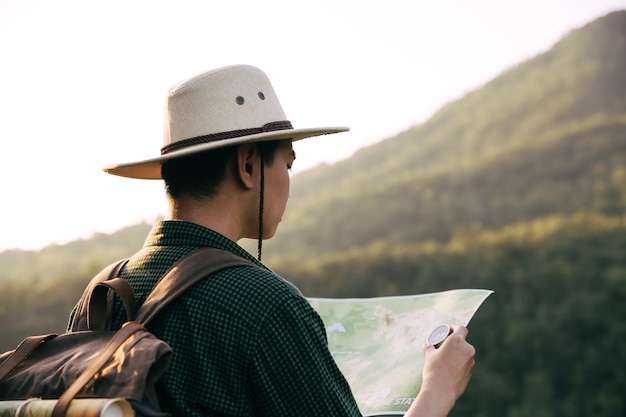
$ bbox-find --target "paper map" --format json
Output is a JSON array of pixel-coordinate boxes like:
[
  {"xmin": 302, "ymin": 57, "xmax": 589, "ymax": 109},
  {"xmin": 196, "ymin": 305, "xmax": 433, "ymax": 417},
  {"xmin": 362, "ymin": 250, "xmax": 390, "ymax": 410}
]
[{"xmin": 309, "ymin": 289, "xmax": 493, "ymax": 416}]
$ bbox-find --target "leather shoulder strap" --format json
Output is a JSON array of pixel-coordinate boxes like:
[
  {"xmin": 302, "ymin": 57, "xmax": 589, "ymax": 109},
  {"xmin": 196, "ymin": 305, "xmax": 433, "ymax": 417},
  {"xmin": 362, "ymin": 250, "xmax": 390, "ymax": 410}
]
[
  {"xmin": 51, "ymin": 322, "xmax": 146, "ymax": 417},
  {"xmin": 69, "ymin": 259, "xmax": 129, "ymax": 332},
  {"xmin": 135, "ymin": 248, "xmax": 257, "ymax": 325},
  {"xmin": 0, "ymin": 334, "xmax": 57, "ymax": 383},
  {"xmin": 87, "ymin": 277, "xmax": 136, "ymax": 331}
]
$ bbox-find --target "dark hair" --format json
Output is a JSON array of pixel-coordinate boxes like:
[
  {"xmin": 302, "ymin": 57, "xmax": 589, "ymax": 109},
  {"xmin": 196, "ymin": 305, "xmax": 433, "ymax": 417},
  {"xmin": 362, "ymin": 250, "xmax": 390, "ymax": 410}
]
[{"xmin": 162, "ymin": 140, "xmax": 281, "ymax": 200}]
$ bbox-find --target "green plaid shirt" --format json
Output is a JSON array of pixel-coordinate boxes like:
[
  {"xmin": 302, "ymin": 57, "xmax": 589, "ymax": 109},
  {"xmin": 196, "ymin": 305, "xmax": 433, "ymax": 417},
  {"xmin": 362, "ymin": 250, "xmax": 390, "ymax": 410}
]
[{"xmin": 89, "ymin": 221, "xmax": 361, "ymax": 417}]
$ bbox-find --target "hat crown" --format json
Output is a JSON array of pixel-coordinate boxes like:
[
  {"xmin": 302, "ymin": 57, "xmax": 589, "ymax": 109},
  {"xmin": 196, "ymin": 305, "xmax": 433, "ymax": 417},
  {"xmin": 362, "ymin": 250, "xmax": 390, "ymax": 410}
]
[{"xmin": 164, "ymin": 65, "xmax": 287, "ymax": 147}]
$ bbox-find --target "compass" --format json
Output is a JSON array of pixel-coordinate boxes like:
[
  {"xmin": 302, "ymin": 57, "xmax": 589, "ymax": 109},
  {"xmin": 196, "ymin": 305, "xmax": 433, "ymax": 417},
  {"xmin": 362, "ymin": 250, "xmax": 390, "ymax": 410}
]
[{"xmin": 427, "ymin": 324, "xmax": 451, "ymax": 349}]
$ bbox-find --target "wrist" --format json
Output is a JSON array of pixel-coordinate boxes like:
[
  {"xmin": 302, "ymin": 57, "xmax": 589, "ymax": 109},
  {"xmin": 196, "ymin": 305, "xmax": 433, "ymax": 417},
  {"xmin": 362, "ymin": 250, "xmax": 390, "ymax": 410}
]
[{"xmin": 406, "ymin": 384, "xmax": 456, "ymax": 417}]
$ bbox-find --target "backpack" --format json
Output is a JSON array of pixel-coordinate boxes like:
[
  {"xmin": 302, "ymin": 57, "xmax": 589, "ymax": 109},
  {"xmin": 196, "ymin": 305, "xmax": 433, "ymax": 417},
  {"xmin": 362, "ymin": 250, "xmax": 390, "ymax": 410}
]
[{"xmin": 0, "ymin": 247, "xmax": 255, "ymax": 417}]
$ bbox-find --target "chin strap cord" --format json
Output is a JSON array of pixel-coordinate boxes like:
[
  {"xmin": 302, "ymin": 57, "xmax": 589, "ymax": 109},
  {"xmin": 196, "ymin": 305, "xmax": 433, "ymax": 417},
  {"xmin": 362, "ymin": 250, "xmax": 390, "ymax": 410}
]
[{"xmin": 257, "ymin": 149, "xmax": 265, "ymax": 261}]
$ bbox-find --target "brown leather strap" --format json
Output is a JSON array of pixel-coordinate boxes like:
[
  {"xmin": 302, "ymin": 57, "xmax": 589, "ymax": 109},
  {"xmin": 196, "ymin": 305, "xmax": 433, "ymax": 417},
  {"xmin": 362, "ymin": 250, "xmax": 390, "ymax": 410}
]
[
  {"xmin": 69, "ymin": 259, "xmax": 129, "ymax": 332},
  {"xmin": 74, "ymin": 249, "xmax": 252, "ymax": 331},
  {"xmin": 0, "ymin": 334, "xmax": 57, "ymax": 382},
  {"xmin": 51, "ymin": 321, "xmax": 146, "ymax": 417},
  {"xmin": 135, "ymin": 248, "xmax": 256, "ymax": 325},
  {"xmin": 87, "ymin": 278, "xmax": 136, "ymax": 331}
]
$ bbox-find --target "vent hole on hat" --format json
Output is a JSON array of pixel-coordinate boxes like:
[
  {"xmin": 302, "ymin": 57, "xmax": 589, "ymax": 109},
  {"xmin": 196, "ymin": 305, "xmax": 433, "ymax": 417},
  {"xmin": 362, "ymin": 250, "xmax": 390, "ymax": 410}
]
[
  {"xmin": 258, "ymin": 92, "xmax": 265, "ymax": 100},
  {"xmin": 236, "ymin": 96, "xmax": 245, "ymax": 105}
]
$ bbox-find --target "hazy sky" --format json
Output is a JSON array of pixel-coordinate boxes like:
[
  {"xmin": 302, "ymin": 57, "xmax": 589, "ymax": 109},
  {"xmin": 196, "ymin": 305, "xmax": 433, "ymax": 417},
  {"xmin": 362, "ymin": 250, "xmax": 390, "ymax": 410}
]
[{"xmin": 1, "ymin": 0, "xmax": 625, "ymax": 251}]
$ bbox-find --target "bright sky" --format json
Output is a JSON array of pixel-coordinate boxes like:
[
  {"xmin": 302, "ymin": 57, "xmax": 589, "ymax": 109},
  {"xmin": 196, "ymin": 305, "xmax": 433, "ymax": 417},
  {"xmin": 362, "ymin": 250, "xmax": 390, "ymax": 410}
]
[{"xmin": 1, "ymin": 0, "xmax": 625, "ymax": 252}]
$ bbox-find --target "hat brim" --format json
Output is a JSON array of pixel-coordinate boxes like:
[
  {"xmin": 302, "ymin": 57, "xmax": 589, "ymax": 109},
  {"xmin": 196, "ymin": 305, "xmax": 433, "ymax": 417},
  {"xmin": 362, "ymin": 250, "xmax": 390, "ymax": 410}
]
[{"xmin": 103, "ymin": 126, "xmax": 349, "ymax": 179}]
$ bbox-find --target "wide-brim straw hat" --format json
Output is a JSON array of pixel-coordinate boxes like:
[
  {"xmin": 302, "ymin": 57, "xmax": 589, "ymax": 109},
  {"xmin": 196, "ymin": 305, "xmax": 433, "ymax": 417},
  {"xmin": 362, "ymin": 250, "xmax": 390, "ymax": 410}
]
[{"xmin": 103, "ymin": 65, "xmax": 349, "ymax": 179}]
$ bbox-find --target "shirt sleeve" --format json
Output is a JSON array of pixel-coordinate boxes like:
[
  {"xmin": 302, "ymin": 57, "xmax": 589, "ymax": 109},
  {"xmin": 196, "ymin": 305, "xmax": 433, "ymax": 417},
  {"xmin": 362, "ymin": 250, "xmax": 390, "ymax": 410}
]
[{"xmin": 247, "ymin": 294, "xmax": 362, "ymax": 417}]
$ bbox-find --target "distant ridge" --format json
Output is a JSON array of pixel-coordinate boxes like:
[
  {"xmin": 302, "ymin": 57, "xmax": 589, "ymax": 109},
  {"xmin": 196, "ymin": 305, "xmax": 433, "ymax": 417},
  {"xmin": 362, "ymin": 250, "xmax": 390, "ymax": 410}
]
[{"xmin": 0, "ymin": 222, "xmax": 150, "ymax": 283}]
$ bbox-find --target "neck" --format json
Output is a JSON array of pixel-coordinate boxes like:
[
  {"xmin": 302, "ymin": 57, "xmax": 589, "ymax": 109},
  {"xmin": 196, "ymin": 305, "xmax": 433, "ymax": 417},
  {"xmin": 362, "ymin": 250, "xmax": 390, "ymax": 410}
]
[{"xmin": 166, "ymin": 192, "xmax": 255, "ymax": 243}]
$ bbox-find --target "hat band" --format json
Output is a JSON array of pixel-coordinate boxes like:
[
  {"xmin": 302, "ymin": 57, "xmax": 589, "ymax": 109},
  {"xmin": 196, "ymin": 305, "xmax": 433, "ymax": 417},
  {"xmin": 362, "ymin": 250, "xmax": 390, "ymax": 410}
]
[{"xmin": 161, "ymin": 120, "xmax": 293, "ymax": 155}]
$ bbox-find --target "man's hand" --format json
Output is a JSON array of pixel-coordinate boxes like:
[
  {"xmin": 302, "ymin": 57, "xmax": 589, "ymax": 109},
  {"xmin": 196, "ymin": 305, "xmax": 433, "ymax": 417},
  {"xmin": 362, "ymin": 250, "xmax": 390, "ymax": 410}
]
[{"xmin": 405, "ymin": 325, "xmax": 475, "ymax": 417}]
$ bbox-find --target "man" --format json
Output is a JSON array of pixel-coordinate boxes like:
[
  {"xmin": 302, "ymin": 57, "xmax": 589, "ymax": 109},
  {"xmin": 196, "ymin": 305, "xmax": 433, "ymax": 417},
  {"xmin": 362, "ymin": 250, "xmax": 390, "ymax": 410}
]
[{"xmin": 92, "ymin": 64, "xmax": 475, "ymax": 416}]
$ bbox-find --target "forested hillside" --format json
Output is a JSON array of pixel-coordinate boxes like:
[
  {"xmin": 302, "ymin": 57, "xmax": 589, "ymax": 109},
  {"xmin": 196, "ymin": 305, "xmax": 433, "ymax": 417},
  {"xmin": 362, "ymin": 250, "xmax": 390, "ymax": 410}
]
[
  {"xmin": 255, "ymin": 9, "xmax": 626, "ymax": 263},
  {"xmin": 1, "ymin": 10, "xmax": 625, "ymax": 417}
]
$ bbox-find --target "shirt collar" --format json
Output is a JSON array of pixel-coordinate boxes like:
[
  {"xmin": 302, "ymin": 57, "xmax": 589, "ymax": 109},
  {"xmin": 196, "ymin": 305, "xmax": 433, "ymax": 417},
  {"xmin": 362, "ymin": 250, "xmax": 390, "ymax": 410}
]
[{"xmin": 144, "ymin": 220, "xmax": 266, "ymax": 268}]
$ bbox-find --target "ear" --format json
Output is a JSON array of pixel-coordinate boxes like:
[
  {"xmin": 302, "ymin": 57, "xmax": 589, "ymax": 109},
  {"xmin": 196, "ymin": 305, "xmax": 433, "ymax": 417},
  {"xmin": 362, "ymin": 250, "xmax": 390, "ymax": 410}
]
[{"xmin": 236, "ymin": 143, "xmax": 258, "ymax": 189}]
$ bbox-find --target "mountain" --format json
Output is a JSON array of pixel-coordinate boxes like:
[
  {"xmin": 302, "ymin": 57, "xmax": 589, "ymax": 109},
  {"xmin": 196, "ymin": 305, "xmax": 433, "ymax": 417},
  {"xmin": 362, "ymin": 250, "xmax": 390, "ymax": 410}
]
[{"xmin": 252, "ymin": 9, "xmax": 626, "ymax": 265}]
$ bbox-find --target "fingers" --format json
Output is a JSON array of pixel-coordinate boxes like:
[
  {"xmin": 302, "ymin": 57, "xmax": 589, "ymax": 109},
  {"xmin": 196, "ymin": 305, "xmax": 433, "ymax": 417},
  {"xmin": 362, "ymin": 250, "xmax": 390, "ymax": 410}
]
[
  {"xmin": 443, "ymin": 326, "xmax": 475, "ymax": 362},
  {"xmin": 448, "ymin": 324, "xmax": 468, "ymax": 339}
]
